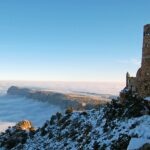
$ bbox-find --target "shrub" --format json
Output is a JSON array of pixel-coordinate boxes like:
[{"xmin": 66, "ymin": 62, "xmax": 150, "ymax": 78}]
[{"xmin": 65, "ymin": 107, "xmax": 73, "ymax": 114}]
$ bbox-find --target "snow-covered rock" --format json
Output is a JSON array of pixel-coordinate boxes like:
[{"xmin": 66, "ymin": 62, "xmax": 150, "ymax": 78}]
[
  {"xmin": 127, "ymin": 138, "xmax": 150, "ymax": 150},
  {"xmin": 144, "ymin": 97, "xmax": 150, "ymax": 101},
  {"xmin": 0, "ymin": 96, "xmax": 150, "ymax": 150}
]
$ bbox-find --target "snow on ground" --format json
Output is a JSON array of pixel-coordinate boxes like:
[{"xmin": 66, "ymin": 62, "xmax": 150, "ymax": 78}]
[
  {"xmin": 0, "ymin": 93, "xmax": 149, "ymax": 149},
  {"xmin": 127, "ymin": 138, "xmax": 150, "ymax": 150},
  {"xmin": 144, "ymin": 97, "xmax": 150, "ymax": 101},
  {"xmin": 22, "ymin": 111, "xmax": 150, "ymax": 150}
]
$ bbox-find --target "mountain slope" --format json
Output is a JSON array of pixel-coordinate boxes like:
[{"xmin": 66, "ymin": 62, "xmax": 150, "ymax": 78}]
[{"xmin": 0, "ymin": 95, "xmax": 150, "ymax": 150}]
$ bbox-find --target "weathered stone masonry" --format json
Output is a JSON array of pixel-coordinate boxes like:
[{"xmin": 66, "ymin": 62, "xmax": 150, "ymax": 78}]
[{"xmin": 121, "ymin": 24, "xmax": 150, "ymax": 98}]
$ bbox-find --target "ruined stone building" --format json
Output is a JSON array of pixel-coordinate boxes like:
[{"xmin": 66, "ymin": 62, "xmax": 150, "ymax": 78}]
[{"xmin": 121, "ymin": 24, "xmax": 150, "ymax": 98}]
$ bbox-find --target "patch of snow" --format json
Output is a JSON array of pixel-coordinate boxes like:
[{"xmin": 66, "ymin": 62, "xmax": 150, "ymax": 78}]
[
  {"xmin": 127, "ymin": 138, "xmax": 150, "ymax": 150},
  {"xmin": 20, "ymin": 112, "xmax": 150, "ymax": 149},
  {"xmin": 144, "ymin": 97, "xmax": 150, "ymax": 101}
]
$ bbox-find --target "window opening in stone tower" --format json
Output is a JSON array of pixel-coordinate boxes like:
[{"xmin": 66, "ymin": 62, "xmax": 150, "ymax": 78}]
[
  {"xmin": 146, "ymin": 30, "xmax": 150, "ymax": 36},
  {"xmin": 145, "ymin": 85, "xmax": 148, "ymax": 91}
]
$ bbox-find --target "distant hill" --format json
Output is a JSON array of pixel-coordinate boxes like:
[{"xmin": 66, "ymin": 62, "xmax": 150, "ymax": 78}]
[{"xmin": 7, "ymin": 86, "xmax": 110, "ymax": 110}]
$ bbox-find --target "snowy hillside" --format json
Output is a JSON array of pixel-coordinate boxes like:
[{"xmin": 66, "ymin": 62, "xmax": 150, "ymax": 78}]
[{"xmin": 0, "ymin": 95, "xmax": 149, "ymax": 150}]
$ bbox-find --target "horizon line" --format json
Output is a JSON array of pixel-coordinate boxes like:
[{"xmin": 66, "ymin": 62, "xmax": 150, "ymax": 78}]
[{"xmin": 0, "ymin": 79, "xmax": 125, "ymax": 83}]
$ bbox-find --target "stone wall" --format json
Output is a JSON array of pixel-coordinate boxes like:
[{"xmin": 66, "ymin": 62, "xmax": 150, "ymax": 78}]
[{"xmin": 121, "ymin": 24, "xmax": 150, "ymax": 99}]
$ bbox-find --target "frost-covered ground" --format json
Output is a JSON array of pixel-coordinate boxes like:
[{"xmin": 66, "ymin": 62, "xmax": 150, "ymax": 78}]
[
  {"xmin": 0, "ymin": 95, "xmax": 149, "ymax": 150},
  {"xmin": 23, "ymin": 113, "xmax": 150, "ymax": 150}
]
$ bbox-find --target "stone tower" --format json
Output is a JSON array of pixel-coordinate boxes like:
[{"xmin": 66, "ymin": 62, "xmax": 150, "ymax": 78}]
[
  {"xmin": 141, "ymin": 24, "xmax": 150, "ymax": 78},
  {"xmin": 121, "ymin": 24, "xmax": 150, "ymax": 99},
  {"xmin": 136, "ymin": 24, "xmax": 150, "ymax": 97}
]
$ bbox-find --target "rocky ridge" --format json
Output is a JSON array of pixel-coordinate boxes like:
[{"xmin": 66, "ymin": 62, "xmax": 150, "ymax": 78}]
[
  {"xmin": 7, "ymin": 86, "xmax": 110, "ymax": 110},
  {"xmin": 0, "ymin": 94, "xmax": 150, "ymax": 150}
]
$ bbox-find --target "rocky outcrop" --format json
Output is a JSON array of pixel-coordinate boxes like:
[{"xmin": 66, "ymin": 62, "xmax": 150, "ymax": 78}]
[
  {"xmin": 7, "ymin": 86, "xmax": 109, "ymax": 110},
  {"xmin": 7, "ymin": 86, "xmax": 32, "ymax": 96},
  {"xmin": 139, "ymin": 143, "xmax": 150, "ymax": 150},
  {"xmin": 0, "ymin": 120, "xmax": 36, "ymax": 150},
  {"xmin": 0, "ymin": 95, "xmax": 149, "ymax": 150},
  {"xmin": 15, "ymin": 120, "xmax": 35, "ymax": 131}
]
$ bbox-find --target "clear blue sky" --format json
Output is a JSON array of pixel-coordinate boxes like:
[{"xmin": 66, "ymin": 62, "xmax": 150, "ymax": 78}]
[{"xmin": 0, "ymin": 0, "xmax": 149, "ymax": 82}]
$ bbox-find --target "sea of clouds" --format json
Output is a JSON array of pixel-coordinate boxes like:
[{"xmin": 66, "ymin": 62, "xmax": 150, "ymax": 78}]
[{"xmin": 0, "ymin": 81, "xmax": 125, "ymax": 132}]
